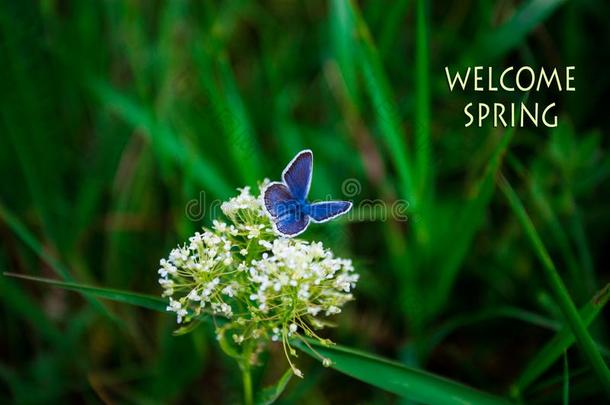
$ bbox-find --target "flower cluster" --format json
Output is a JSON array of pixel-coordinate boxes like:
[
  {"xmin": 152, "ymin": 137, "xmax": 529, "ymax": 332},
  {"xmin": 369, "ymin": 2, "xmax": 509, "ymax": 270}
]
[{"xmin": 158, "ymin": 182, "xmax": 358, "ymax": 376}]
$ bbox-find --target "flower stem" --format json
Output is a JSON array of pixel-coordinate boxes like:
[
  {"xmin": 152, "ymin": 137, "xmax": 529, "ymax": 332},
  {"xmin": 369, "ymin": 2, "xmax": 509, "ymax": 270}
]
[{"xmin": 240, "ymin": 361, "xmax": 253, "ymax": 405}]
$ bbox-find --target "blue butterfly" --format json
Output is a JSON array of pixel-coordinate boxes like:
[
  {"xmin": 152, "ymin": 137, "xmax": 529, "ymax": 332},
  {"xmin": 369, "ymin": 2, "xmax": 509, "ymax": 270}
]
[{"xmin": 263, "ymin": 149, "xmax": 352, "ymax": 237}]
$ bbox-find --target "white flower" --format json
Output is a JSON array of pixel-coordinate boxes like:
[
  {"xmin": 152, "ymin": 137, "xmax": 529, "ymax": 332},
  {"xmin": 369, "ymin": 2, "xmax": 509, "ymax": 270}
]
[
  {"xmin": 187, "ymin": 289, "xmax": 201, "ymax": 301},
  {"xmin": 220, "ymin": 303, "xmax": 232, "ymax": 317},
  {"xmin": 222, "ymin": 285, "xmax": 235, "ymax": 297},
  {"xmin": 213, "ymin": 220, "xmax": 227, "ymax": 232},
  {"xmin": 259, "ymin": 240, "xmax": 272, "ymax": 249},
  {"xmin": 307, "ymin": 306, "xmax": 321, "ymax": 316},
  {"xmin": 166, "ymin": 298, "xmax": 188, "ymax": 323},
  {"xmin": 158, "ymin": 182, "xmax": 358, "ymax": 372},
  {"xmin": 325, "ymin": 306, "xmax": 341, "ymax": 315}
]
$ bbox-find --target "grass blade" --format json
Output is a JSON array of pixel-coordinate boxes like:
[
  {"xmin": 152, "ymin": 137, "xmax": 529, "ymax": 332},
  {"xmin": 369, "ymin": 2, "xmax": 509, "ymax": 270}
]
[
  {"xmin": 194, "ymin": 47, "xmax": 263, "ymax": 187},
  {"xmin": 431, "ymin": 125, "xmax": 517, "ymax": 317},
  {"xmin": 0, "ymin": 203, "xmax": 114, "ymax": 319},
  {"xmin": 296, "ymin": 338, "xmax": 509, "ymax": 404},
  {"xmin": 0, "ymin": 277, "xmax": 63, "ymax": 344},
  {"xmin": 563, "ymin": 351, "xmax": 569, "ymax": 405},
  {"xmin": 498, "ymin": 175, "xmax": 610, "ymax": 396},
  {"xmin": 465, "ymin": 0, "xmax": 566, "ymax": 63},
  {"xmin": 4, "ymin": 271, "xmax": 510, "ymax": 404},
  {"xmin": 348, "ymin": 0, "xmax": 423, "ymax": 330},
  {"xmin": 330, "ymin": 0, "xmax": 359, "ymax": 103},
  {"xmin": 512, "ymin": 284, "xmax": 610, "ymax": 394},
  {"xmin": 4, "ymin": 272, "xmax": 167, "ymax": 313},
  {"xmin": 349, "ymin": 1, "xmax": 414, "ymax": 206},
  {"xmin": 530, "ymin": 175, "xmax": 587, "ymax": 300},
  {"xmin": 90, "ymin": 80, "xmax": 233, "ymax": 198},
  {"xmin": 0, "ymin": 203, "xmax": 70, "ymax": 281},
  {"xmin": 426, "ymin": 306, "xmax": 561, "ymax": 360},
  {"xmin": 414, "ymin": 0, "xmax": 431, "ymax": 199},
  {"xmin": 255, "ymin": 368, "xmax": 292, "ymax": 405},
  {"xmin": 217, "ymin": 56, "xmax": 264, "ymax": 185},
  {"xmin": 378, "ymin": 0, "xmax": 411, "ymax": 59}
]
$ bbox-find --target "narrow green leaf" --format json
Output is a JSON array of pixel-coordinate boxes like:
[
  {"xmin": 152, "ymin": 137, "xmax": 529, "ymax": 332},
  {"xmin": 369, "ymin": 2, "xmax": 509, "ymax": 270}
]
[
  {"xmin": 194, "ymin": 47, "xmax": 262, "ymax": 186},
  {"xmin": 0, "ymin": 278, "xmax": 63, "ymax": 344},
  {"xmin": 569, "ymin": 207, "xmax": 597, "ymax": 296},
  {"xmin": 217, "ymin": 56, "xmax": 263, "ymax": 185},
  {"xmin": 465, "ymin": 0, "xmax": 566, "ymax": 63},
  {"xmin": 563, "ymin": 352, "xmax": 569, "ymax": 405},
  {"xmin": 4, "ymin": 273, "xmax": 167, "ymax": 313},
  {"xmin": 173, "ymin": 320, "xmax": 204, "ymax": 336},
  {"xmin": 513, "ymin": 284, "xmax": 610, "ymax": 394},
  {"xmin": 255, "ymin": 368, "xmax": 292, "ymax": 405},
  {"xmin": 330, "ymin": 0, "xmax": 359, "ymax": 104},
  {"xmin": 426, "ymin": 306, "xmax": 561, "ymax": 360},
  {"xmin": 296, "ymin": 339, "xmax": 509, "ymax": 404},
  {"xmin": 432, "ymin": 125, "xmax": 517, "ymax": 317},
  {"xmin": 499, "ymin": 175, "xmax": 610, "ymax": 396},
  {"xmin": 348, "ymin": 0, "xmax": 423, "ymax": 331},
  {"xmin": 378, "ymin": 0, "xmax": 411, "ymax": 59},
  {"xmin": 0, "ymin": 9, "xmax": 68, "ymax": 252},
  {"xmin": 0, "ymin": 203, "xmax": 70, "ymax": 280},
  {"xmin": 414, "ymin": 0, "xmax": 431, "ymax": 199},
  {"xmin": 349, "ymin": 1, "xmax": 414, "ymax": 206},
  {"xmin": 90, "ymin": 80, "xmax": 233, "ymax": 198},
  {"xmin": 529, "ymin": 173, "xmax": 586, "ymax": 299},
  {"xmin": 0, "ymin": 203, "xmax": 114, "ymax": 319}
]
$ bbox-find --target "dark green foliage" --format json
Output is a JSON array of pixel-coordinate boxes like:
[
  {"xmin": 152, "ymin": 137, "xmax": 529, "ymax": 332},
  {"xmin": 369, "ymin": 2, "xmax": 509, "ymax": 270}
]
[{"xmin": 1, "ymin": 0, "xmax": 609, "ymax": 402}]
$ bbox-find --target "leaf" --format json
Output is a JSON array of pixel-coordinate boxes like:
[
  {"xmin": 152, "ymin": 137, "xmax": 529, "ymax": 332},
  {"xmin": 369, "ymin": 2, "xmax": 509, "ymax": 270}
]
[
  {"xmin": 432, "ymin": 123, "xmax": 518, "ymax": 317},
  {"xmin": 295, "ymin": 338, "xmax": 509, "ymax": 404},
  {"xmin": 414, "ymin": 0, "xmax": 431, "ymax": 199},
  {"xmin": 563, "ymin": 351, "xmax": 569, "ymax": 405},
  {"xmin": 499, "ymin": 175, "xmax": 610, "ymax": 395},
  {"xmin": 465, "ymin": 0, "xmax": 566, "ymax": 63},
  {"xmin": 424, "ymin": 306, "xmax": 561, "ymax": 360},
  {"xmin": 172, "ymin": 320, "xmax": 204, "ymax": 336},
  {"xmin": 0, "ymin": 204, "xmax": 71, "ymax": 281},
  {"xmin": 513, "ymin": 284, "xmax": 610, "ymax": 394},
  {"xmin": 194, "ymin": 46, "xmax": 262, "ymax": 187},
  {"xmin": 0, "ymin": 277, "xmax": 64, "ymax": 344},
  {"xmin": 0, "ymin": 203, "xmax": 114, "ymax": 319},
  {"xmin": 349, "ymin": 1, "xmax": 414, "ymax": 205},
  {"xmin": 4, "ymin": 273, "xmax": 167, "ymax": 312},
  {"xmin": 3, "ymin": 271, "xmax": 508, "ymax": 403},
  {"xmin": 330, "ymin": 0, "xmax": 359, "ymax": 102},
  {"xmin": 89, "ymin": 79, "xmax": 233, "ymax": 198},
  {"xmin": 255, "ymin": 368, "xmax": 292, "ymax": 405},
  {"xmin": 378, "ymin": 0, "xmax": 411, "ymax": 59}
]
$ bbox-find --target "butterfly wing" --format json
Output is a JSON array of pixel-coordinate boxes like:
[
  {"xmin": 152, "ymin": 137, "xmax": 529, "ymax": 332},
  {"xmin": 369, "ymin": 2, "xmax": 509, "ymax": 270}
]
[
  {"xmin": 263, "ymin": 182, "xmax": 294, "ymax": 217},
  {"xmin": 309, "ymin": 201, "xmax": 352, "ymax": 223},
  {"xmin": 275, "ymin": 212, "xmax": 310, "ymax": 237},
  {"xmin": 282, "ymin": 149, "xmax": 313, "ymax": 201},
  {"xmin": 263, "ymin": 182, "xmax": 311, "ymax": 237}
]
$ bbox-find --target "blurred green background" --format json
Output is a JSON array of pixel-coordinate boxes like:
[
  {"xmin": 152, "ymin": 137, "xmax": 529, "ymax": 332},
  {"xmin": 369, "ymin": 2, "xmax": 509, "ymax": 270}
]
[{"xmin": 1, "ymin": 0, "xmax": 609, "ymax": 403}]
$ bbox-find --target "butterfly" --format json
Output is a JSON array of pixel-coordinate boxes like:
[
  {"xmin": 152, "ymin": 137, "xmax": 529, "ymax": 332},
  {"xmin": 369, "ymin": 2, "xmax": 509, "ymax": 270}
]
[{"xmin": 263, "ymin": 149, "xmax": 352, "ymax": 237}]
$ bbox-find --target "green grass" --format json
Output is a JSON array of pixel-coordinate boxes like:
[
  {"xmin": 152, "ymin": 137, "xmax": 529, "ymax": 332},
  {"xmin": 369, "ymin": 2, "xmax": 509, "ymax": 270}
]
[
  {"xmin": 1, "ymin": 0, "xmax": 610, "ymax": 403},
  {"xmin": 498, "ymin": 175, "xmax": 610, "ymax": 394}
]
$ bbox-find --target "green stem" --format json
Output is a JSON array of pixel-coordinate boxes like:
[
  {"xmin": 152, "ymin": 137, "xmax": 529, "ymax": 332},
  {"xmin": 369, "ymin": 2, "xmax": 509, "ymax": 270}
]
[
  {"xmin": 219, "ymin": 330, "xmax": 254, "ymax": 405},
  {"xmin": 498, "ymin": 175, "xmax": 610, "ymax": 396},
  {"xmin": 240, "ymin": 361, "xmax": 253, "ymax": 405}
]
